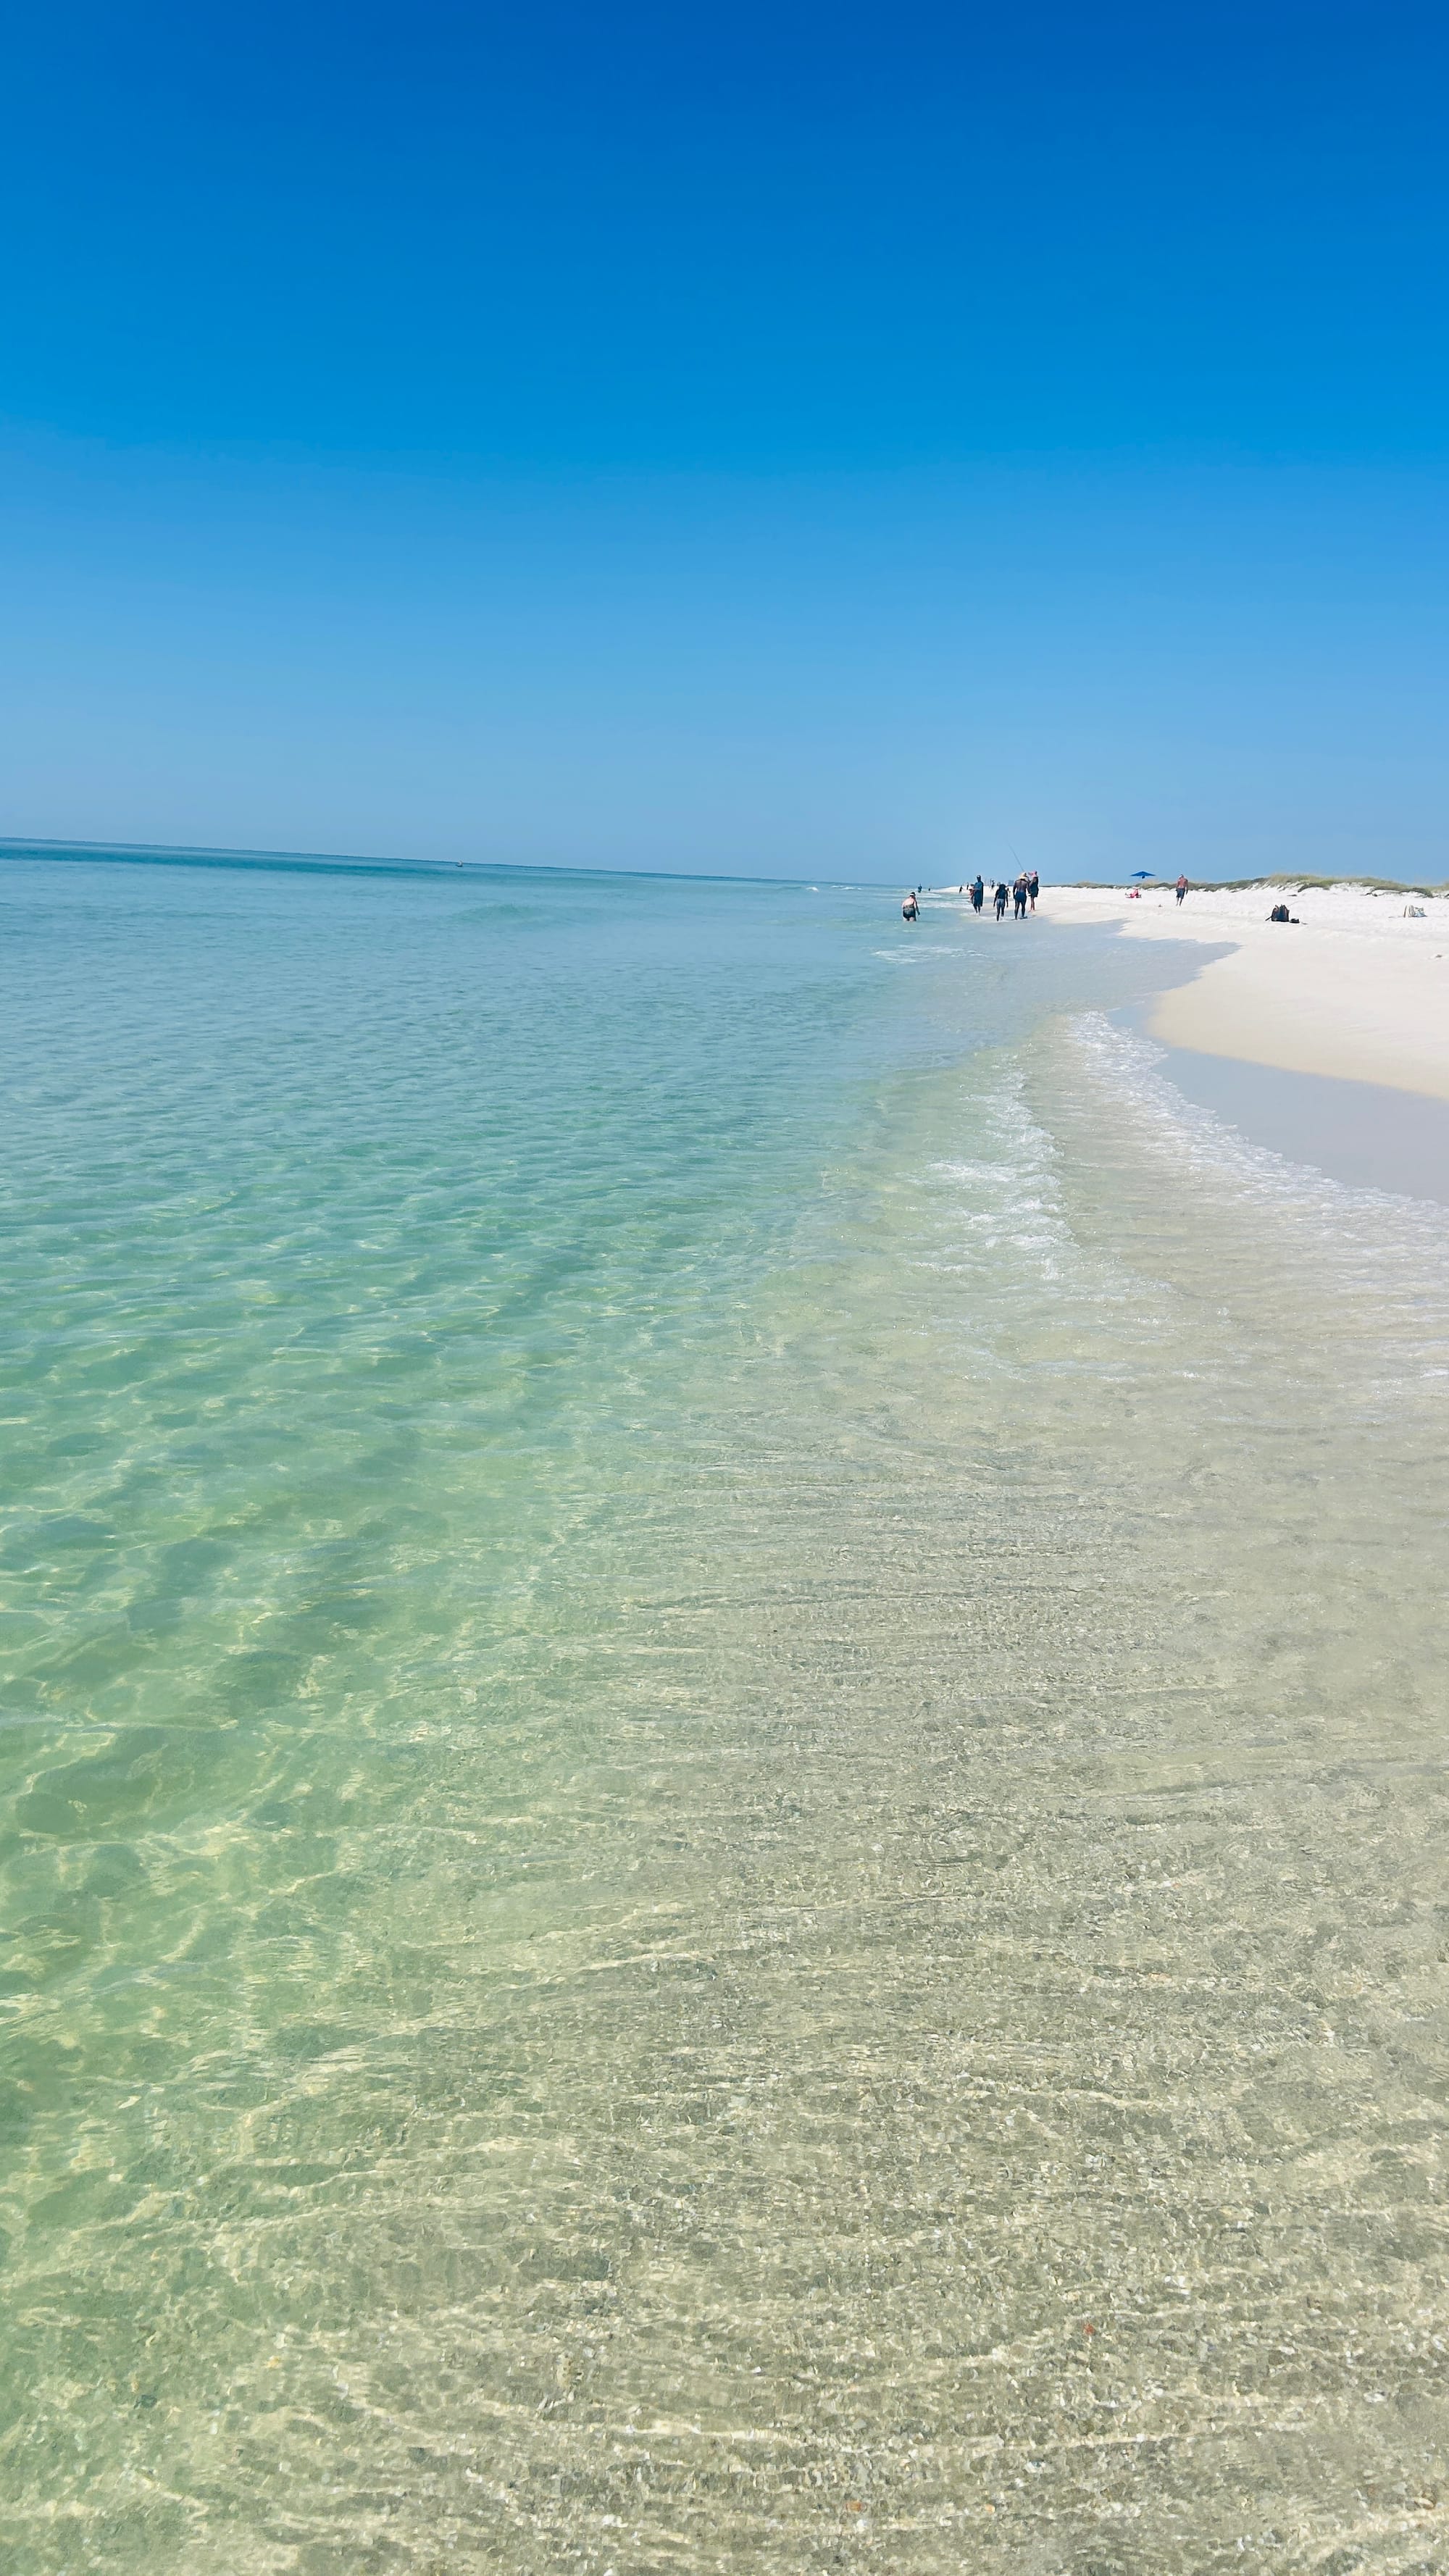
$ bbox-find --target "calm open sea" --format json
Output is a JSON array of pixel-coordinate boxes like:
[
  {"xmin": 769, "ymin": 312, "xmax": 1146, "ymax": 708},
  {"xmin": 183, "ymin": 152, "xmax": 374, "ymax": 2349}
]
[{"xmin": 3, "ymin": 850, "xmax": 1448, "ymax": 2573}]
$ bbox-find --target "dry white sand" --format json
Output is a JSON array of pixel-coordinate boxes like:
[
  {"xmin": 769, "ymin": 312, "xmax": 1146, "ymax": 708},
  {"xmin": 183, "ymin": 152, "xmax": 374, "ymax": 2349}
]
[{"xmin": 1035, "ymin": 879, "xmax": 1449, "ymax": 1102}]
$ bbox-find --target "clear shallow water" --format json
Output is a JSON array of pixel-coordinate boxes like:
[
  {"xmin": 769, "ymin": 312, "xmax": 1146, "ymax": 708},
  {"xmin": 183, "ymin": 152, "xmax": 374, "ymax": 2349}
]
[{"xmin": 1, "ymin": 856, "xmax": 1448, "ymax": 2573}]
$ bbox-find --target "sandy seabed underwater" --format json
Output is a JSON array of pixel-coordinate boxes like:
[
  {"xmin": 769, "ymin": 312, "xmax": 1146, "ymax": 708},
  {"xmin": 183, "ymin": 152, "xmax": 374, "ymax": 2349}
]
[{"xmin": 1, "ymin": 853, "xmax": 1448, "ymax": 2574}]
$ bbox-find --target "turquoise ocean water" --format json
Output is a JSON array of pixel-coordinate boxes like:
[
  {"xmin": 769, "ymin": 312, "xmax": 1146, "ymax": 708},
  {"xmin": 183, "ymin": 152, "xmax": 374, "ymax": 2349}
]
[{"xmin": 2, "ymin": 851, "xmax": 1448, "ymax": 2572}]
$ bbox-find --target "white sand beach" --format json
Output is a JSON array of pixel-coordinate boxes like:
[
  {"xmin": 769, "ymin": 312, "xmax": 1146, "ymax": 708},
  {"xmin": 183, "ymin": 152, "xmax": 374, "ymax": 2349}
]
[{"xmin": 1038, "ymin": 879, "xmax": 1449, "ymax": 1102}]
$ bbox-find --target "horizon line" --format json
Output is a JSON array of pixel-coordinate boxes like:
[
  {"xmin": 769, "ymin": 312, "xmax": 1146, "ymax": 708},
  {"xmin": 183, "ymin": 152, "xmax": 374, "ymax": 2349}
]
[{"xmin": 1, "ymin": 836, "xmax": 1440, "ymax": 896}]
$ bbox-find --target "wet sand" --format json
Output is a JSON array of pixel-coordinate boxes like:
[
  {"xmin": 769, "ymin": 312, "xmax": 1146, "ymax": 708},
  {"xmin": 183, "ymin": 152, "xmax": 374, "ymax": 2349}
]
[{"xmin": 1119, "ymin": 1008, "xmax": 1449, "ymax": 1206}]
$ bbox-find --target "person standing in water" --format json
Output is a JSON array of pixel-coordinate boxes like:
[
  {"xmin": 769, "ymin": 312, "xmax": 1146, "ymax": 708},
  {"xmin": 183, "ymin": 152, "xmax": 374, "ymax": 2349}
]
[
  {"xmin": 902, "ymin": 890, "xmax": 919, "ymax": 922},
  {"xmin": 1028, "ymin": 869, "xmax": 1040, "ymax": 911},
  {"xmin": 1175, "ymin": 873, "xmax": 1189, "ymax": 906},
  {"xmin": 1012, "ymin": 873, "xmax": 1028, "ymax": 919},
  {"xmin": 970, "ymin": 874, "xmax": 985, "ymax": 915},
  {"xmin": 993, "ymin": 879, "xmax": 1009, "ymax": 920}
]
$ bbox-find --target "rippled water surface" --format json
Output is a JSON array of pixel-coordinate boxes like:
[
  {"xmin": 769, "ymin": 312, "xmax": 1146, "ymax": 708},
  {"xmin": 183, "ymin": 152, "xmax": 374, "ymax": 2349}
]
[{"xmin": 2, "ymin": 853, "xmax": 1448, "ymax": 2572}]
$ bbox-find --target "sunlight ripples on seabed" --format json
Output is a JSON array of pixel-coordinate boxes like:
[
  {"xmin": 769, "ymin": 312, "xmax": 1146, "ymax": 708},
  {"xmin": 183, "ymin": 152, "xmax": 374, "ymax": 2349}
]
[{"xmin": 1, "ymin": 855, "xmax": 1446, "ymax": 2573}]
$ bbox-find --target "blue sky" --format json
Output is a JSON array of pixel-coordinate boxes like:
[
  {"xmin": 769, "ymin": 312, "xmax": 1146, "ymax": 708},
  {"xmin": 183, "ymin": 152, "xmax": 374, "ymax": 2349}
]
[{"xmin": 4, "ymin": 0, "xmax": 1448, "ymax": 879}]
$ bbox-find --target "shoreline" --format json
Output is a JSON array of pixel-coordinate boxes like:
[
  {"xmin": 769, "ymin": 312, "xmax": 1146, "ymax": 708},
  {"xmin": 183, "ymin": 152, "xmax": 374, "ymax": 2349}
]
[
  {"xmin": 1036, "ymin": 878, "xmax": 1449, "ymax": 1103},
  {"xmin": 1120, "ymin": 1010, "xmax": 1449, "ymax": 1206}
]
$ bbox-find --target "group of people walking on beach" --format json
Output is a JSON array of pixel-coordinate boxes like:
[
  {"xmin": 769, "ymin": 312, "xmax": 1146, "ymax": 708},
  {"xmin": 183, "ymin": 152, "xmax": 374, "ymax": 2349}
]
[
  {"xmin": 901, "ymin": 869, "xmax": 1039, "ymax": 924},
  {"xmin": 903, "ymin": 868, "xmax": 1191, "ymax": 927}
]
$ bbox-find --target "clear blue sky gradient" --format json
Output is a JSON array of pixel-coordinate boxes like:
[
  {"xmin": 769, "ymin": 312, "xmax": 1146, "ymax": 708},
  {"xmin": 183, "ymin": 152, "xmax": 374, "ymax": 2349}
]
[{"xmin": 4, "ymin": 0, "xmax": 1448, "ymax": 878}]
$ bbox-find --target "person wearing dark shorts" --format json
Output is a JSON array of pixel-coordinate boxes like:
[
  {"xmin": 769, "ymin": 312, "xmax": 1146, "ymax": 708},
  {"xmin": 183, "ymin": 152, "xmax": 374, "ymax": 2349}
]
[
  {"xmin": 993, "ymin": 880, "xmax": 1008, "ymax": 919},
  {"xmin": 971, "ymin": 875, "xmax": 985, "ymax": 914}
]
